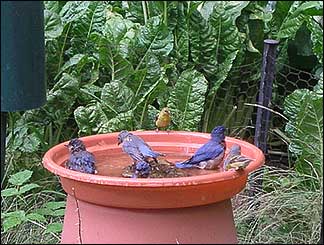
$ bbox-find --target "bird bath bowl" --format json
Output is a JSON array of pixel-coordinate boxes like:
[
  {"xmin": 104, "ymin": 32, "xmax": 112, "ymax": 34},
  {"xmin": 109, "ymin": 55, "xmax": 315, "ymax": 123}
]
[{"xmin": 42, "ymin": 131, "xmax": 265, "ymax": 244}]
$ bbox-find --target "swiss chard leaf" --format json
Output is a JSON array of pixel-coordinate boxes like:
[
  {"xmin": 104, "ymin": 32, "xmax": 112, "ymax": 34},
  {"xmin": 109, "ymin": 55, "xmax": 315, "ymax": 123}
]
[
  {"xmin": 167, "ymin": 69, "xmax": 208, "ymax": 131},
  {"xmin": 284, "ymin": 84, "xmax": 323, "ymax": 184},
  {"xmin": 189, "ymin": 8, "xmax": 218, "ymax": 76},
  {"xmin": 59, "ymin": 1, "xmax": 91, "ymax": 24},
  {"xmin": 202, "ymin": 51, "xmax": 239, "ymax": 131},
  {"xmin": 99, "ymin": 38, "xmax": 133, "ymax": 84},
  {"xmin": 173, "ymin": 2, "xmax": 189, "ymax": 70},
  {"xmin": 74, "ymin": 103, "xmax": 110, "ymax": 135},
  {"xmin": 44, "ymin": 73, "xmax": 80, "ymax": 123},
  {"xmin": 44, "ymin": 9, "xmax": 64, "ymax": 40},
  {"xmin": 277, "ymin": 1, "xmax": 323, "ymax": 40},
  {"xmin": 131, "ymin": 16, "xmax": 173, "ymax": 70},
  {"xmin": 209, "ymin": 1, "xmax": 248, "ymax": 62},
  {"xmin": 1, "ymin": 188, "xmax": 19, "ymax": 197},
  {"xmin": 306, "ymin": 19, "xmax": 323, "ymax": 65},
  {"xmin": 101, "ymin": 81, "xmax": 134, "ymax": 113}
]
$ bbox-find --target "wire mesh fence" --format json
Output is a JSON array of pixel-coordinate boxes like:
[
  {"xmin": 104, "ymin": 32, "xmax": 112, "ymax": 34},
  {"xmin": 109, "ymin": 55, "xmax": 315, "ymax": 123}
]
[
  {"xmin": 221, "ymin": 40, "xmax": 322, "ymax": 242},
  {"xmin": 216, "ymin": 43, "xmax": 322, "ymax": 171}
]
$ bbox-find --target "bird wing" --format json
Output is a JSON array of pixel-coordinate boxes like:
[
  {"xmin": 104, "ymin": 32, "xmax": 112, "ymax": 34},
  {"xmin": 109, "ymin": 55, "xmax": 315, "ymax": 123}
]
[
  {"xmin": 68, "ymin": 151, "xmax": 96, "ymax": 174},
  {"xmin": 83, "ymin": 151, "xmax": 96, "ymax": 164},
  {"xmin": 223, "ymin": 151, "xmax": 236, "ymax": 168},
  {"xmin": 186, "ymin": 140, "xmax": 224, "ymax": 165},
  {"xmin": 225, "ymin": 155, "xmax": 252, "ymax": 170},
  {"xmin": 223, "ymin": 145, "xmax": 241, "ymax": 168},
  {"xmin": 122, "ymin": 139, "xmax": 146, "ymax": 162},
  {"xmin": 130, "ymin": 134, "xmax": 152, "ymax": 149},
  {"xmin": 130, "ymin": 134, "xmax": 163, "ymax": 158}
]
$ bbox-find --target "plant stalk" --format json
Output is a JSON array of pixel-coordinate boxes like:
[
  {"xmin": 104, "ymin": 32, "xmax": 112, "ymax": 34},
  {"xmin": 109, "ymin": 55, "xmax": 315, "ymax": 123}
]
[
  {"xmin": 163, "ymin": 1, "xmax": 168, "ymax": 26},
  {"xmin": 142, "ymin": 1, "xmax": 148, "ymax": 25}
]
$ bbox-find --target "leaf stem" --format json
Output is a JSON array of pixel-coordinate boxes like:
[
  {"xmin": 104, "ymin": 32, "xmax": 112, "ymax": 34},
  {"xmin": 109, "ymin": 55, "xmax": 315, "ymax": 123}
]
[
  {"xmin": 163, "ymin": 1, "xmax": 168, "ymax": 26},
  {"xmin": 80, "ymin": 88, "xmax": 119, "ymax": 115},
  {"xmin": 54, "ymin": 124, "xmax": 63, "ymax": 146},
  {"xmin": 139, "ymin": 95, "xmax": 151, "ymax": 129},
  {"xmin": 146, "ymin": 1, "xmax": 150, "ymax": 19},
  {"xmin": 142, "ymin": 1, "xmax": 148, "ymax": 25},
  {"xmin": 57, "ymin": 23, "xmax": 71, "ymax": 76}
]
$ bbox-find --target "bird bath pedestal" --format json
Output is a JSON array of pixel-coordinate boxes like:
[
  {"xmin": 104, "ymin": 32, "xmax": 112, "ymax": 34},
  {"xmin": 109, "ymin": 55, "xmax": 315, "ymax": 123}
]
[{"xmin": 42, "ymin": 131, "xmax": 265, "ymax": 244}]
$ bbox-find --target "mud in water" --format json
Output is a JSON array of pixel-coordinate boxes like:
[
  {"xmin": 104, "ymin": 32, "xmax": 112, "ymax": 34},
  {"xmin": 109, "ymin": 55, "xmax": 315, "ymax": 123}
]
[{"xmin": 121, "ymin": 159, "xmax": 191, "ymax": 178}]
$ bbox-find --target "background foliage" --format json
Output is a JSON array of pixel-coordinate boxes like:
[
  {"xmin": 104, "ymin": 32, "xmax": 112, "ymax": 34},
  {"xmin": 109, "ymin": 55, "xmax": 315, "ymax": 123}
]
[{"xmin": 2, "ymin": 1, "xmax": 323, "ymax": 244}]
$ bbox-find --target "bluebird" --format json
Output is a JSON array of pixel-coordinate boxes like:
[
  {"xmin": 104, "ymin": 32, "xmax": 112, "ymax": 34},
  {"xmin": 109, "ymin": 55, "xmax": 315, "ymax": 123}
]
[
  {"xmin": 155, "ymin": 107, "xmax": 171, "ymax": 131},
  {"xmin": 132, "ymin": 161, "xmax": 151, "ymax": 178},
  {"xmin": 223, "ymin": 144, "xmax": 253, "ymax": 171},
  {"xmin": 175, "ymin": 126, "xmax": 226, "ymax": 170},
  {"xmin": 65, "ymin": 138, "xmax": 97, "ymax": 174},
  {"xmin": 117, "ymin": 130, "xmax": 165, "ymax": 163}
]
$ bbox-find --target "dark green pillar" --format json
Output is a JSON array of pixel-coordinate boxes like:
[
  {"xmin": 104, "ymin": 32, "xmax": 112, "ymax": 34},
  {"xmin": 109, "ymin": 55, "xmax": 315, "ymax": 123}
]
[{"xmin": 1, "ymin": 1, "xmax": 46, "ymax": 183}]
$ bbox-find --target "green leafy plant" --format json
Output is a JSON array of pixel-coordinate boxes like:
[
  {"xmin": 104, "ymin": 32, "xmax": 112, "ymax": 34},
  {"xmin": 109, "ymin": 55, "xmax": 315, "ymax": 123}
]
[
  {"xmin": 2, "ymin": 1, "xmax": 323, "ymax": 244},
  {"xmin": 284, "ymin": 76, "xmax": 323, "ymax": 188},
  {"xmin": 1, "ymin": 170, "xmax": 64, "ymax": 238},
  {"xmin": 6, "ymin": 1, "xmax": 321, "ymax": 149}
]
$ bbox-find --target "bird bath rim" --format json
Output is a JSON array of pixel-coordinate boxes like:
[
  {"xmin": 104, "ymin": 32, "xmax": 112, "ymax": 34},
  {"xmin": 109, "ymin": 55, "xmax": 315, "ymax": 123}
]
[{"xmin": 42, "ymin": 130, "xmax": 265, "ymax": 188}]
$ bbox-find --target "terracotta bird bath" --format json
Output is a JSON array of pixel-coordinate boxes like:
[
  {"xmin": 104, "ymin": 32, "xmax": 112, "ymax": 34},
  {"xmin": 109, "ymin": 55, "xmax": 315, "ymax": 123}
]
[{"xmin": 42, "ymin": 131, "xmax": 265, "ymax": 244}]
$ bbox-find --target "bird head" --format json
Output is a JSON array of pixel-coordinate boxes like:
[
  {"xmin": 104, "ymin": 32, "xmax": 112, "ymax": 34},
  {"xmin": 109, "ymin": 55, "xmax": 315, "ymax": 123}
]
[
  {"xmin": 210, "ymin": 126, "xmax": 226, "ymax": 142},
  {"xmin": 229, "ymin": 144, "xmax": 241, "ymax": 155},
  {"xmin": 117, "ymin": 130, "xmax": 130, "ymax": 145},
  {"xmin": 161, "ymin": 107, "xmax": 170, "ymax": 115},
  {"xmin": 65, "ymin": 138, "xmax": 86, "ymax": 153}
]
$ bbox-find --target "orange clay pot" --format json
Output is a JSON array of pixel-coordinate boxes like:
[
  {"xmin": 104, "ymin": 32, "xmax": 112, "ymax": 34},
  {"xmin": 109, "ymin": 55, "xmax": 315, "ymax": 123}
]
[{"xmin": 43, "ymin": 131, "xmax": 265, "ymax": 244}]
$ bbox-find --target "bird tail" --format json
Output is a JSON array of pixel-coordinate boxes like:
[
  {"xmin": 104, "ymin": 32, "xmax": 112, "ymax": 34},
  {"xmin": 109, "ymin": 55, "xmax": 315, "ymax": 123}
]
[{"xmin": 175, "ymin": 160, "xmax": 196, "ymax": 169}]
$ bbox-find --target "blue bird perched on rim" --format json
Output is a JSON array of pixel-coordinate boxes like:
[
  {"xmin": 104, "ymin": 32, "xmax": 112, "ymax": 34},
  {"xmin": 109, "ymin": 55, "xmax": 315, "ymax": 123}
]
[
  {"xmin": 132, "ymin": 161, "xmax": 151, "ymax": 178},
  {"xmin": 65, "ymin": 138, "xmax": 97, "ymax": 174},
  {"xmin": 175, "ymin": 126, "xmax": 226, "ymax": 170},
  {"xmin": 117, "ymin": 130, "xmax": 165, "ymax": 163},
  {"xmin": 223, "ymin": 144, "xmax": 253, "ymax": 171}
]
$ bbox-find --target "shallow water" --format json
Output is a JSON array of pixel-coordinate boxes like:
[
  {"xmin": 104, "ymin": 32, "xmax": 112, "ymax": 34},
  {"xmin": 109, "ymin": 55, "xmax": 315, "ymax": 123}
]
[{"xmin": 91, "ymin": 152, "xmax": 223, "ymax": 178}]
